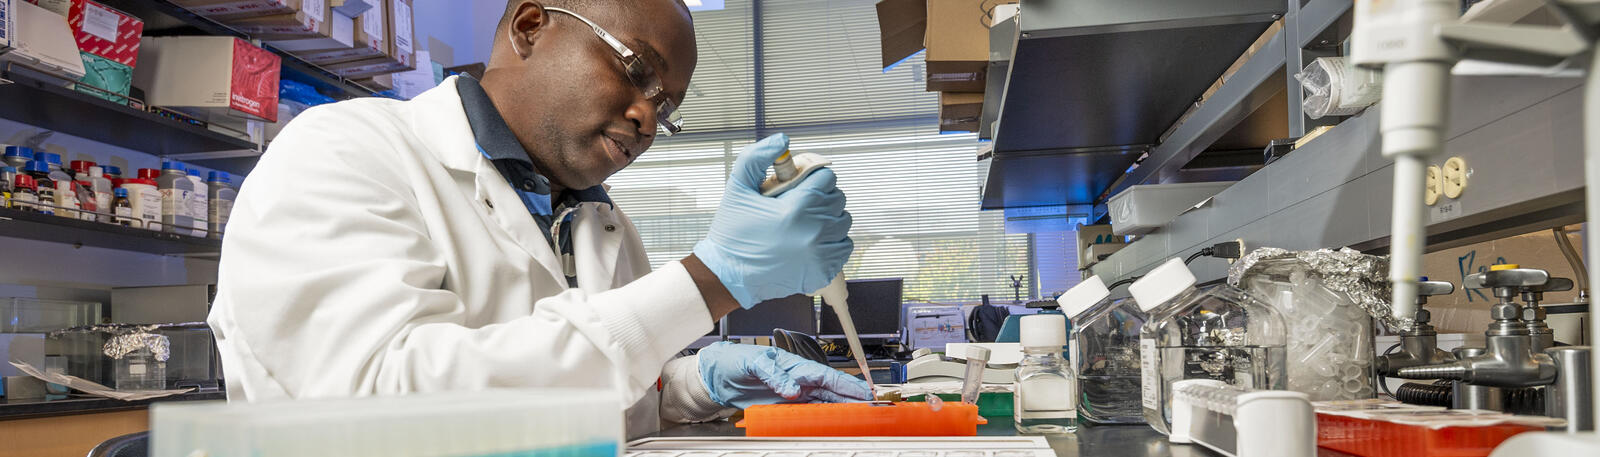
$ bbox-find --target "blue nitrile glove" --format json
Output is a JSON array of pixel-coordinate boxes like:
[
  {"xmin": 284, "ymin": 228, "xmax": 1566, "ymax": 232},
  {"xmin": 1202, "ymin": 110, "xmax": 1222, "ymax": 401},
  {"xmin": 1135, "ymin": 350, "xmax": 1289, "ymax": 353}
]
[
  {"xmin": 699, "ymin": 342, "xmax": 873, "ymax": 408},
  {"xmin": 692, "ymin": 133, "xmax": 854, "ymax": 308}
]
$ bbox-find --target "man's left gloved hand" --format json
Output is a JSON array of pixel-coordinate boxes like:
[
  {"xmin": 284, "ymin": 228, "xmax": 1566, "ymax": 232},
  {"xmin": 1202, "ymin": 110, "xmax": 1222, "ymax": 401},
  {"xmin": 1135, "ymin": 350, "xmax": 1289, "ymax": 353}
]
[{"xmin": 698, "ymin": 342, "xmax": 873, "ymax": 409}]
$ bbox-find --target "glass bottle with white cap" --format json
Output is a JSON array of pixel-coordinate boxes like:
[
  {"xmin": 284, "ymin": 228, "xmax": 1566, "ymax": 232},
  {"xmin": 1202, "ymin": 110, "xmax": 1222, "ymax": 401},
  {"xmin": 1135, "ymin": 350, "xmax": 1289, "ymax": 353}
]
[
  {"xmin": 1133, "ymin": 258, "xmax": 1287, "ymax": 435},
  {"xmin": 1063, "ymin": 276, "xmax": 1148, "ymax": 425},
  {"xmin": 1014, "ymin": 312, "xmax": 1077, "ymax": 434}
]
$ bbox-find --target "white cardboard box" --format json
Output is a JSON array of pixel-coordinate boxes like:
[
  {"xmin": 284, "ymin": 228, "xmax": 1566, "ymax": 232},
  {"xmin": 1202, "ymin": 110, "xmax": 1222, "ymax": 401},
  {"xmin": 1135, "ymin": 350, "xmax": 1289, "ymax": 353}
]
[
  {"xmin": 267, "ymin": 8, "xmax": 354, "ymax": 53},
  {"xmin": 0, "ymin": 0, "xmax": 86, "ymax": 80},
  {"xmin": 134, "ymin": 36, "xmax": 282, "ymax": 122},
  {"xmin": 1106, "ymin": 181, "xmax": 1237, "ymax": 236}
]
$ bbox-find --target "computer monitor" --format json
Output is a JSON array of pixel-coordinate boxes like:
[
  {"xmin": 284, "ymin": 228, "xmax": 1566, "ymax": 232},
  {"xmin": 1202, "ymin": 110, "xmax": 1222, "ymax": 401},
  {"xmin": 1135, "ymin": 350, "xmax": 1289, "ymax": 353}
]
[
  {"xmin": 726, "ymin": 293, "xmax": 818, "ymax": 337},
  {"xmin": 819, "ymin": 278, "xmax": 903, "ymax": 339}
]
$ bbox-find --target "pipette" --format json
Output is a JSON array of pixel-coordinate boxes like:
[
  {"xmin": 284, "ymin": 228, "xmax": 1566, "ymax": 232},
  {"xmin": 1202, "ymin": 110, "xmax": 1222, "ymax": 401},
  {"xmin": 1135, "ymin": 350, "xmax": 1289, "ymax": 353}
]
[{"xmin": 759, "ymin": 150, "xmax": 876, "ymax": 397}]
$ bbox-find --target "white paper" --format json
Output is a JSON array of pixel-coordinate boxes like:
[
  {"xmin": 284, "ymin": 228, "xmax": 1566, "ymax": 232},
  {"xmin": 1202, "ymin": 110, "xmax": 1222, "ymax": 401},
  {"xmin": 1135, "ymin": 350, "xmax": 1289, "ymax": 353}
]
[
  {"xmin": 392, "ymin": 0, "xmax": 412, "ymax": 53},
  {"xmin": 8, "ymin": 336, "xmax": 193, "ymax": 401},
  {"xmin": 361, "ymin": 2, "xmax": 382, "ymax": 39},
  {"xmin": 81, "ymin": 3, "xmax": 119, "ymax": 42},
  {"xmin": 303, "ymin": 0, "xmax": 326, "ymax": 23}
]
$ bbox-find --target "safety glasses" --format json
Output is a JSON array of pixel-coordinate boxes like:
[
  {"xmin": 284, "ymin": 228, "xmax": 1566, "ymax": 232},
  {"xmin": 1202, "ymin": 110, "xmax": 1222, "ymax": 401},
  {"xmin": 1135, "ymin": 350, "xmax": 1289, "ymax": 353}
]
[{"xmin": 544, "ymin": 7, "xmax": 683, "ymax": 136}]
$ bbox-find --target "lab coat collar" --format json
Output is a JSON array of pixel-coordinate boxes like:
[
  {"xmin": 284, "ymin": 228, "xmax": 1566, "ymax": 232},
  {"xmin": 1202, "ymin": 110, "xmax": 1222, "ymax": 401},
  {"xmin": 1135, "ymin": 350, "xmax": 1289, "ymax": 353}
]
[{"xmin": 454, "ymin": 75, "xmax": 614, "ymax": 209}]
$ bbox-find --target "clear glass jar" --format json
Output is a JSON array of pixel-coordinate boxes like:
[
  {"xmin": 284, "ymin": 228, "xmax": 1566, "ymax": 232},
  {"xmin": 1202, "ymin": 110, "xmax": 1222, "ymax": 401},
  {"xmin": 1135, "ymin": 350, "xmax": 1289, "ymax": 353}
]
[
  {"xmin": 1132, "ymin": 258, "xmax": 1288, "ymax": 435},
  {"xmin": 1071, "ymin": 297, "xmax": 1148, "ymax": 424},
  {"xmin": 1014, "ymin": 314, "xmax": 1077, "ymax": 434}
]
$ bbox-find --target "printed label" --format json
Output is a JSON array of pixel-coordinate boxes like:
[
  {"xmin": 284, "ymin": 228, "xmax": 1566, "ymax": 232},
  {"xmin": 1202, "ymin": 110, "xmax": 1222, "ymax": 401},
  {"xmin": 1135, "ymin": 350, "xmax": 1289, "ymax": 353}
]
[
  {"xmin": 392, "ymin": 0, "xmax": 412, "ymax": 53},
  {"xmin": 1140, "ymin": 338, "xmax": 1158, "ymax": 410},
  {"xmin": 161, "ymin": 188, "xmax": 189, "ymax": 217},
  {"xmin": 302, "ymin": 0, "xmax": 325, "ymax": 23},
  {"xmin": 13, "ymin": 192, "xmax": 34, "ymax": 211},
  {"xmin": 1429, "ymin": 200, "xmax": 1463, "ymax": 223},
  {"xmin": 115, "ymin": 206, "xmax": 135, "ymax": 227},
  {"xmin": 189, "ymin": 193, "xmax": 208, "ymax": 224},
  {"xmin": 136, "ymin": 189, "xmax": 162, "ymax": 231},
  {"xmin": 361, "ymin": 2, "xmax": 383, "ymax": 39},
  {"xmin": 211, "ymin": 198, "xmax": 233, "ymax": 225},
  {"xmin": 82, "ymin": 3, "xmax": 120, "ymax": 42}
]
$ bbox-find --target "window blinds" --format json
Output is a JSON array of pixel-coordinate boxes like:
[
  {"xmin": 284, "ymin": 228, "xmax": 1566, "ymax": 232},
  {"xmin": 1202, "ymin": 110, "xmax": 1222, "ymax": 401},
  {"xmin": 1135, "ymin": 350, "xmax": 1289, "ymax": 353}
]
[{"xmin": 607, "ymin": 0, "xmax": 1032, "ymax": 303}]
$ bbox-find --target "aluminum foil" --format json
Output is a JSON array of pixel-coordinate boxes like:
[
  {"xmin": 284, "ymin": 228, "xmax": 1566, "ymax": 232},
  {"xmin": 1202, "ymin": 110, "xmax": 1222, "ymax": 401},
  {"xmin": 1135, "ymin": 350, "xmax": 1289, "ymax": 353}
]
[
  {"xmin": 49, "ymin": 322, "xmax": 205, "ymax": 362},
  {"xmin": 1227, "ymin": 247, "xmax": 1408, "ymax": 331}
]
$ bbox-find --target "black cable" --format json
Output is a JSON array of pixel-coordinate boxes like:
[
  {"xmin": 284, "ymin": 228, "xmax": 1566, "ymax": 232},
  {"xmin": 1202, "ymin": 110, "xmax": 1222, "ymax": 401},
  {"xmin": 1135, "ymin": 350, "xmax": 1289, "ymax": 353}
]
[
  {"xmin": 1184, "ymin": 249, "xmax": 1212, "ymax": 265},
  {"xmin": 1379, "ymin": 342, "xmax": 1401, "ymax": 398},
  {"xmin": 1395, "ymin": 382, "xmax": 1453, "ymax": 407},
  {"xmin": 1108, "ymin": 276, "xmax": 1140, "ymax": 290}
]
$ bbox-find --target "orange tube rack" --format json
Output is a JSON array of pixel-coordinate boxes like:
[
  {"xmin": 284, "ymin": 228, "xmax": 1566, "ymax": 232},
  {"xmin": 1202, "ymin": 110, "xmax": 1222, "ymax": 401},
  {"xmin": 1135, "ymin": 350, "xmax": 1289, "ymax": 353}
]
[{"xmin": 736, "ymin": 402, "xmax": 987, "ymax": 437}]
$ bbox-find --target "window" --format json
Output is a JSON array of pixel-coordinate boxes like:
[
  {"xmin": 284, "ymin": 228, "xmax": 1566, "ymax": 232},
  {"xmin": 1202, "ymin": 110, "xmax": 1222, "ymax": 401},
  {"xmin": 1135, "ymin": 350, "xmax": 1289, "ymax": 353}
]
[{"xmin": 607, "ymin": 0, "xmax": 1033, "ymax": 303}]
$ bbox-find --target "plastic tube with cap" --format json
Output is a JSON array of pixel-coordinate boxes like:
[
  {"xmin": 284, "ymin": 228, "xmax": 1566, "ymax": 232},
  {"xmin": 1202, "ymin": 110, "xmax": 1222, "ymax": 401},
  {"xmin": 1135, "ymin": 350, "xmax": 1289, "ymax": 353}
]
[{"xmin": 962, "ymin": 346, "xmax": 991, "ymax": 404}]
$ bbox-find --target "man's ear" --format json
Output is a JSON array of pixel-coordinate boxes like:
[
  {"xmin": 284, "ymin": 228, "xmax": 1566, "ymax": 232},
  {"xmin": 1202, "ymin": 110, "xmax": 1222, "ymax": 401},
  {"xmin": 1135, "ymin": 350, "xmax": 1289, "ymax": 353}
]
[{"xmin": 506, "ymin": 1, "xmax": 550, "ymax": 58}]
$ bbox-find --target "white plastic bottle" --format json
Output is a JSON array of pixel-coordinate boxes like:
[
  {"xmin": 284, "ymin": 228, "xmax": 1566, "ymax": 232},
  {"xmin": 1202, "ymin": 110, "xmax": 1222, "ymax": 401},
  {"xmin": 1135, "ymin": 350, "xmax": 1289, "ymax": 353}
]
[
  {"xmin": 55, "ymin": 180, "xmax": 80, "ymax": 220},
  {"xmin": 1014, "ymin": 313, "xmax": 1077, "ymax": 434},
  {"xmin": 121, "ymin": 171, "xmax": 163, "ymax": 231},
  {"xmin": 1133, "ymin": 258, "xmax": 1288, "ymax": 435},
  {"xmin": 187, "ymin": 168, "xmax": 209, "ymax": 237},
  {"xmin": 87, "ymin": 166, "xmax": 114, "ymax": 223}
]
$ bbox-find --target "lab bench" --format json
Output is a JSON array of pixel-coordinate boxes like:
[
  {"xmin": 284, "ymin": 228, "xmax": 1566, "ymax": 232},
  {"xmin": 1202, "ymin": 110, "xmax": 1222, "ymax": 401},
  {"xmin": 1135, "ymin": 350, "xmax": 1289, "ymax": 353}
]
[
  {"xmin": 654, "ymin": 421, "xmax": 1360, "ymax": 457},
  {"xmin": 0, "ymin": 391, "xmax": 224, "ymax": 457}
]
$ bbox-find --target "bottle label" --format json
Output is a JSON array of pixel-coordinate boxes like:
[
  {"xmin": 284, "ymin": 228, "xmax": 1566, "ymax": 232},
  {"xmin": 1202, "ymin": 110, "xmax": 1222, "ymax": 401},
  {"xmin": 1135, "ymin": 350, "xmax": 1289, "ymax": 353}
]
[
  {"xmin": 14, "ymin": 192, "xmax": 36, "ymax": 211},
  {"xmin": 210, "ymin": 198, "xmax": 233, "ymax": 225},
  {"xmin": 161, "ymin": 188, "xmax": 189, "ymax": 217},
  {"xmin": 135, "ymin": 188, "xmax": 163, "ymax": 231},
  {"xmin": 1140, "ymin": 338, "xmax": 1158, "ymax": 410},
  {"xmin": 189, "ymin": 192, "xmax": 208, "ymax": 225},
  {"xmin": 115, "ymin": 206, "xmax": 136, "ymax": 227}
]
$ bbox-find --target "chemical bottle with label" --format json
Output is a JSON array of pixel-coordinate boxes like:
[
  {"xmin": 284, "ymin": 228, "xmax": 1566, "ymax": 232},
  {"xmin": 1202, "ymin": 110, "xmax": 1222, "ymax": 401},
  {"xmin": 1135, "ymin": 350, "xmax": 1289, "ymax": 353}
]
[
  {"xmin": 0, "ymin": 167, "xmax": 14, "ymax": 209},
  {"xmin": 69, "ymin": 160, "xmax": 95, "ymax": 180},
  {"xmin": 1014, "ymin": 313, "xmax": 1077, "ymax": 434},
  {"xmin": 71, "ymin": 180, "xmax": 97, "ymax": 221},
  {"xmin": 3, "ymin": 146, "xmax": 32, "ymax": 170},
  {"xmin": 56, "ymin": 181, "xmax": 84, "ymax": 220},
  {"xmin": 1132, "ymin": 258, "xmax": 1288, "ymax": 435},
  {"xmin": 207, "ymin": 171, "xmax": 236, "ymax": 239},
  {"xmin": 1062, "ymin": 277, "xmax": 1149, "ymax": 425},
  {"xmin": 23, "ymin": 161, "xmax": 56, "ymax": 214},
  {"xmin": 158, "ymin": 161, "xmax": 196, "ymax": 235},
  {"xmin": 187, "ymin": 168, "xmax": 209, "ymax": 237},
  {"xmin": 12, "ymin": 175, "xmax": 40, "ymax": 213},
  {"xmin": 33, "ymin": 153, "xmax": 72, "ymax": 184},
  {"xmin": 112, "ymin": 188, "xmax": 136, "ymax": 227},
  {"xmin": 102, "ymin": 165, "xmax": 123, "ymax": 180},
  {"xmin": 86, "ymin": 166, "xmax": 114, "ymax": 223},
  {"xmin": 123, "ymin": 170, "xmax": 164, "ymax": 231}
]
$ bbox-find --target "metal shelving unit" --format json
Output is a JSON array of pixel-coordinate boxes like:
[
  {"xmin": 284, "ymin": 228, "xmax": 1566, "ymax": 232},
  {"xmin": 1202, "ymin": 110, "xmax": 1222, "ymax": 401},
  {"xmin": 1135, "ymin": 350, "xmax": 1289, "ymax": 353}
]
[{"xmin": 0, "ymin": 207, "xmax": 221, "ymax": 256}]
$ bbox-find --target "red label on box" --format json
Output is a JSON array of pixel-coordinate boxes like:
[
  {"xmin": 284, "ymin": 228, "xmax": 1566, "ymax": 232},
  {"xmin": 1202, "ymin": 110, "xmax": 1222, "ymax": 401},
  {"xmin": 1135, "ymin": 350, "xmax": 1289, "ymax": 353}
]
[
  {"xmin": 67, "ymin": 0, "xmax": 143, "ymax": 67},
  {"xmin": 230, "ymin": 38, "xmax": 281, "ymax": 122}
]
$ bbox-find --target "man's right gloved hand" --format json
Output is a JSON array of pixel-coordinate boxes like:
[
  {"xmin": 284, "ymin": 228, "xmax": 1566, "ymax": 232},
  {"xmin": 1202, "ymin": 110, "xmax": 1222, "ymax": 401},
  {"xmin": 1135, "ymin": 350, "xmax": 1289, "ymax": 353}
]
[{"xmin": 692, "ymin": 133, "xmax": 853, "ymax": 308}]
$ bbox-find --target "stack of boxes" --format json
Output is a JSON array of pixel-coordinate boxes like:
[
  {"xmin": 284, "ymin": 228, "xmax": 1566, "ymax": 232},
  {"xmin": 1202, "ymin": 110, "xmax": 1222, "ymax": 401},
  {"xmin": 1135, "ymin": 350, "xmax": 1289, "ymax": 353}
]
[
  {"xmin": 169, "ymin": 0, "xmax": 415, "ymax": 81},
  {"xmin": 65, "ymin": 0, "xmax": 144, "ymax": 103},
  {"xmin": 876, "ymin": 0, "xmax": 1017, "ymax": 134}
]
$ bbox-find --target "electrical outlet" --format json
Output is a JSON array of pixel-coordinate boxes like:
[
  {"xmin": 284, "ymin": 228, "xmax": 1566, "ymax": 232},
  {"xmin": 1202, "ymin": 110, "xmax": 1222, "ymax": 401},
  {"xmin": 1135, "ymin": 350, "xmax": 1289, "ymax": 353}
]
[
  {"xmin": 1425, "ymin": 165, "xmax": 1442, "ymax": 206},
  {"xmin": 1442, "ymin": 157, "xmax": 1468, "ymax": 199}
]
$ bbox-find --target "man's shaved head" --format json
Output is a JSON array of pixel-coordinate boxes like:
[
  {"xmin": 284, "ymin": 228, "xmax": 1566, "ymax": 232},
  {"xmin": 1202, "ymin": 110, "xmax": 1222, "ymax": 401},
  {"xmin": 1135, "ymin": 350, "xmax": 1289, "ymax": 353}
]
[{"xmin": 479, "ymin": 0, "xmax": 698, "ymax": 192}]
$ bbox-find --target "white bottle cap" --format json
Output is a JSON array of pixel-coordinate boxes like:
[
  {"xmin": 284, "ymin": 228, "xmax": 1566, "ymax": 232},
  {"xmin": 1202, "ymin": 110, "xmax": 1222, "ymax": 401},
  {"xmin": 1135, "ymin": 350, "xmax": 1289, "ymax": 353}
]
[
  {"xmin": 966, "ymin": 345, "xmax": 991, "ymax": 362},
  {"xmin": 1130, "ymin": 258, "xmax": 1197, "ymax": 312},
  {"xmin": 89, "ymin": 166, "xmax": 103, "ymax": 178},
  {"xmin": 1019, "ymin": 313, "xmax": 1067, "ymax": 349},
  {"xmin": 1060, "ymin": 276, "xmax": 1110, "ymax": 319}
]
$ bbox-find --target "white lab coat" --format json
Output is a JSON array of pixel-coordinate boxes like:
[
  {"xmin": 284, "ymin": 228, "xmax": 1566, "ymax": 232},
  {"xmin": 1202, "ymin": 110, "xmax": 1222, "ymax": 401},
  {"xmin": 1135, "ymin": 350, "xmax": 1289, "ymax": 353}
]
[{"xmin": 207, "ymin": 76, "xmax": 731, "ymax": 434}]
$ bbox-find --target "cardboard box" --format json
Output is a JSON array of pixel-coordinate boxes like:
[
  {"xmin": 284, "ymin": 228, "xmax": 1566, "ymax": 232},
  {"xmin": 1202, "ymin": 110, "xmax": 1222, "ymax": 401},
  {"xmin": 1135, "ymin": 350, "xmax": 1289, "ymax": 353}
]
[
  {"xmin": 169, "ymin": 0, "xmax": 296, "ymax": 20},
  {"xmin": 225, "ymin": 0, "xmax": 327, "ymax": 39},
  {"xmin": 23, "ymin": 0, "xmax": 68, "ymax": 15},
  {"xmin": 876, "ymin": 0, "xmax": 925, "ymax": 70},
  {"xmin": 938, "ymin": 91, "xmax": 982, "ymax": 133},
  {"xmin": 76, "ymin": 51, "xmax": 131, "ymax": 103},
  {"xmin": 924, "ymin": 0, "xmax": 1011, "ymax": 92},
  {"xmin": 331, "ymin": 0, "xmax": 371, "ymax": 17},
  {"xmin": 67, "ymin": 0, "xmax": 143, "ymax": 67},
  {"xmin": 299, "ymin": 0, "xmax": 383, "ymax": 64},
  {"xmin": 134, "ymin": 36, "xmax": 281, "ymax": 122},
  {"xmin": 0, "ymin": 0, "xmax": 86, "ymax": 80},
  {"xmin": 1075, "ymin": 224, "xmax": 1125, "ymax": 268},
  {"xmin": 326, "ymin": 0, "xmax": 410, "ymax": 77},
  {"xmin": 267, "ymin": 6, "xmax": 353, "ymax": 53}
]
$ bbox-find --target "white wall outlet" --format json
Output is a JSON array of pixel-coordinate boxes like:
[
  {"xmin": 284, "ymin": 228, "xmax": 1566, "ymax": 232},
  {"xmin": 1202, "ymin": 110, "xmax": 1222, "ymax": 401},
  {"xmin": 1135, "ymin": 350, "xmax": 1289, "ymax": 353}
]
[{"xmin": 1442, "ymin": 157, "xmax": 1468, "ymax": 199}]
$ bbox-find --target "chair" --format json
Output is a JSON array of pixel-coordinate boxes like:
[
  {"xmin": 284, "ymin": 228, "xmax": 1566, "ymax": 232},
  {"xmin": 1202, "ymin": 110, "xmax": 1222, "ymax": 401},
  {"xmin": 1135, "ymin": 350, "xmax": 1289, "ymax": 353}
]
[
  {"xmin": 87, "ymin": 431, "xmax": 147, "ymax": 457},
  {"xmin": 771, "ymin": 328, "xmax": 829, "ymax": 365}
]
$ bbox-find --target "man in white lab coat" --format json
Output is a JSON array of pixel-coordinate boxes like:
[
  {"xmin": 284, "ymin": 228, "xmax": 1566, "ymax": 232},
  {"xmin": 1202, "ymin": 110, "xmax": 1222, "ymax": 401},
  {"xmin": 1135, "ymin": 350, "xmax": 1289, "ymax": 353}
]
[{"xmin": 207, "ymin": 0, "xmax": 869, "ymax": 434}]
